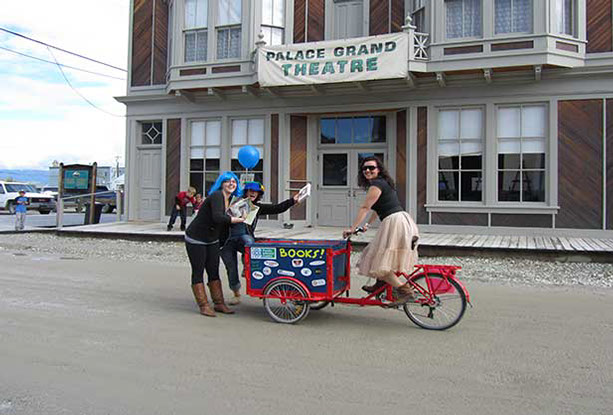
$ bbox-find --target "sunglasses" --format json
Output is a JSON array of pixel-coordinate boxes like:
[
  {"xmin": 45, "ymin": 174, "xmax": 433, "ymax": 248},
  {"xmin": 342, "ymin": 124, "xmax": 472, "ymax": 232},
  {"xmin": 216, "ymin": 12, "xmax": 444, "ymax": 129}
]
[{"xmin": 362, "ymin": 165, "xmax": 378, "ymax": 172}]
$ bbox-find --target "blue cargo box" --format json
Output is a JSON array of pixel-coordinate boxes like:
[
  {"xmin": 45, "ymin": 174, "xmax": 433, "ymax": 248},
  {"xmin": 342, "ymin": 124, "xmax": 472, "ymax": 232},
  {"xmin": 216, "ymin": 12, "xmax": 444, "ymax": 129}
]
[{"xmin": 245, "ymin": 239, "xmax": 350, "ymax": 296}]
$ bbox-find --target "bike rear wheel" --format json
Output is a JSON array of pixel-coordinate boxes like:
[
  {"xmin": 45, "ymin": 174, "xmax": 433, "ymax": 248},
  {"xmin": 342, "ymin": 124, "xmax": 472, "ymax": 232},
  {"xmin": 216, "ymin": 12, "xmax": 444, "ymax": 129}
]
[
  {"xmin": 263, "ymin": 279, "xmax": 310, "ymax": 324},
  {"xmin": 403, "ymin": 274, "xmax": 466, "ymax": 330},
  {"xmin": 309, "ymin": 301, "xmax": 330, "ymax": 310}
]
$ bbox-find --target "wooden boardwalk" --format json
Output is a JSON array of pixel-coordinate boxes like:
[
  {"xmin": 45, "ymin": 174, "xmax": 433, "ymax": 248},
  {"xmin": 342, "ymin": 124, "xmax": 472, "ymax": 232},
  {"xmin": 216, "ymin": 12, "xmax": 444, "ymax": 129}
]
[{"xmin": 53, "ymin": 221, "xmax": 613, "ymax": 255}]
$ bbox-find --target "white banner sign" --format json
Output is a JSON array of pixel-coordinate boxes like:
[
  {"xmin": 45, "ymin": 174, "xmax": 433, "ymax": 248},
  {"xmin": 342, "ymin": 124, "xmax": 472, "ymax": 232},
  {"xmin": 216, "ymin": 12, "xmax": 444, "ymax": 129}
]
[{"xmin": 257, "ymin": 33, "xmax": 409, "ymax": 87}]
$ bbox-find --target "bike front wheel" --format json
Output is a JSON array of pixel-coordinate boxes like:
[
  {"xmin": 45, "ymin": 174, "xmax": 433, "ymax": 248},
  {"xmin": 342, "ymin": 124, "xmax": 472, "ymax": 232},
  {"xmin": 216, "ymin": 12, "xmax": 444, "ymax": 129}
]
[
  {"xmin": 403, "ymin": 274, "xmax": 467, "ymax": 330},
  {"xmin": 263, "ymin": 279, "xmax": 310, "ymax": 324}
]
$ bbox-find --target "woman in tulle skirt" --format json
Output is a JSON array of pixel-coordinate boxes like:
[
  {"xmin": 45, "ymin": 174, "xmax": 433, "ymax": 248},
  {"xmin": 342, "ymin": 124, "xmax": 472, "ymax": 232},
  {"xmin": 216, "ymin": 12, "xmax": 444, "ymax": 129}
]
[{"xmin": 342, "ymin": 156, "xmax": 419, "ymax": 306}]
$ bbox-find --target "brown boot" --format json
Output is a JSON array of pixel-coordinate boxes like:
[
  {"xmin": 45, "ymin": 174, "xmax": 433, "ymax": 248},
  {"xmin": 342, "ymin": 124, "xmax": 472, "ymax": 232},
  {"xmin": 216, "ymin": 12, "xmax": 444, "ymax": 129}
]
[
  {"xmin": 387, "ymin": 283, "xmax": 416, "ymax": 307},
  {"xmin": 362, "ymin": 279, "xmax": 387, "ymax": 293},
  {"xmin": 208, "ymin": 280, "xmax": 235, "ymax": 314},
  {"xmin": 191, "ymin": 283, "xmax": 216, "ymax": 317}
]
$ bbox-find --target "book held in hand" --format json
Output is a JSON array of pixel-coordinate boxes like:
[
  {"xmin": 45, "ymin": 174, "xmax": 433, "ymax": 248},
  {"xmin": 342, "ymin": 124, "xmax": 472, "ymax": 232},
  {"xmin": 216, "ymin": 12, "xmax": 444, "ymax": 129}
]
[
  {"xmin": 227, "ymin": 197, "xmax": 260, "ymax": 226},
  {"xmin": 297, "ymin": 183, "xmax": 311, "ymax": 203}
]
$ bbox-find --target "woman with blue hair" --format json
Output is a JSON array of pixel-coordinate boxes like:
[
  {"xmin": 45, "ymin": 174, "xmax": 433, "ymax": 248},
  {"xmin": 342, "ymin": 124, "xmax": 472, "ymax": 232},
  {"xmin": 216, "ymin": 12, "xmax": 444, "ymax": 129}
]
[{"xmin": 185, "ymin": 171, "xmax": 245, "ymax": 317}]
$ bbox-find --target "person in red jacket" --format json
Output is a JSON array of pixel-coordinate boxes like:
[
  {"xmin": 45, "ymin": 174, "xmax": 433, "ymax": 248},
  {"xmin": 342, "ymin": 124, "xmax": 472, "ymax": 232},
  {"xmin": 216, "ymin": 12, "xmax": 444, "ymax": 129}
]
[{"xmin": 167, "ymin": 186, "xmax": 196, "ymax": 231}]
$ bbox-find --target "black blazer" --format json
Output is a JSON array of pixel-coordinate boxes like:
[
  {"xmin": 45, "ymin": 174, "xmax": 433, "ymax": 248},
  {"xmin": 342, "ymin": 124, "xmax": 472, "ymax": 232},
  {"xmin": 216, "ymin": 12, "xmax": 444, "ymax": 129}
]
[{"xmin": 185, "ymin": 190, "xmax": 231, "ymax": 243}]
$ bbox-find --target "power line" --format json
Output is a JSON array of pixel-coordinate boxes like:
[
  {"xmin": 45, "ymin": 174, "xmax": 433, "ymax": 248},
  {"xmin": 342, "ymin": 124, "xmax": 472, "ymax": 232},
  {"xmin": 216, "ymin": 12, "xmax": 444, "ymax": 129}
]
[
  {"xmin": 0, "ymin": 45, "xmax": 126, "ymax": 80},
  {"xmin": 0, "ymin": 26, "xmax": 127, "ymax": 72},
  {"xmin": 47, "ymin": 46, "xmax": 125, "ymax": 118}
]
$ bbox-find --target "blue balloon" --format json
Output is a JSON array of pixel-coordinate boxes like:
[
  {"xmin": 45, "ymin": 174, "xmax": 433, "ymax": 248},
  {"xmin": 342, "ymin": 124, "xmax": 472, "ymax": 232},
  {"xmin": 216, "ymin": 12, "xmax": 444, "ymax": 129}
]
[{"xmin": 237, "ymin": 146, "xmax": 260, "ymax": 169}]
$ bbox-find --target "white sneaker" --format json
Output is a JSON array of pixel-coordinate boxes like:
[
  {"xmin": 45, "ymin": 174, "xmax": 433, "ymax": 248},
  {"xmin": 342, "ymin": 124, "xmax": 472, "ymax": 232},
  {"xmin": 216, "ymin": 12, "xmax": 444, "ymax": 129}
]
[{"xmin": 228, "ymin": 293, "xmax": 241, "ymax": 305}]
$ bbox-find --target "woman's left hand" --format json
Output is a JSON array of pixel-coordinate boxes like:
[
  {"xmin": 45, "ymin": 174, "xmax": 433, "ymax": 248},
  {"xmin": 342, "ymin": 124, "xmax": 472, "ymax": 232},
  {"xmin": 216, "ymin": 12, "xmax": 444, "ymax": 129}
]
[{"xmin": 293, "ymin": 193, "xmax": 301, "ymax": 204}]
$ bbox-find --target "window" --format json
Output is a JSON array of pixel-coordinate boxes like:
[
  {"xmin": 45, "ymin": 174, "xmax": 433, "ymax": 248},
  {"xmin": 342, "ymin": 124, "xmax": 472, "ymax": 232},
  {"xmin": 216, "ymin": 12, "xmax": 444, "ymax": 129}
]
[
  {"xmin": 141, "ymin": 122, "xmax": 162, "ymax": 145},
  {"xmin": 231, "ymin": 119, "xmax": 264, "ymax": 183},
  {"xmin": 184, "ymin": 0, "xmax": 208, "ymax": 62},
  {"xmin": 555, "ymin": 0, "xmax": 575, "ymax": 36},
  {"xmin": 437, "ymin": 108, "xmax": 483, "ymax": 202},
  {"xmin": 189, "ymin": 120, "xmax": 221, "ymax": 195},
  {"xmin": 497, "ymin": 105, "xmax": 546, "ymax": 202},
  {"xmin": 168, "ymin": 1, "xmax": 174, "ymax": 67},
  {"xmin": 333, "ymin": 0, "xmax": 363, "ymax": 39},
  {"xmin": 320, "ymin": 116, "xmax": 386, "ymax": 144},
  {"xmin": 0, "ymin": 185, "xmax": 4, "ymax": 194},
  {"xmin": 495, "ymin": 0, "xmax": 532, "ymax": 34},
  {"xmin": 411, "ymin": 0, "xmax": 426, "ymax": 33},
  {"xmin": 217, "ymin": 0, "xmax": 241, "ymax": 59},
  {"xmin": 262, "ymin": 0, "xmax": 284, "ymax": 46},
  {"xmin": 445, "ymin": 0, "xmax": 481, "ymax": 39}
]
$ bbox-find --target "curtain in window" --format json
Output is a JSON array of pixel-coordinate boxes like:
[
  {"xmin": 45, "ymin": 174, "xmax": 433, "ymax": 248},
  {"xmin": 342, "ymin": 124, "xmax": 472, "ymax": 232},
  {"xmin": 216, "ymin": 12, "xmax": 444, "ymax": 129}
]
[
  {"xmin": 185, "ymin": 0, "xmax": 208, "ymax": 28},
  {"xmin": 556, "ymin": 0, "xmax": 573, "ymax": 35},
  {"xmin": 217, "ymin": 28, "xmax": 241, "ymax": 59},
  {"xmin": 218, "ymin": 0, "xmax": 241, "ymax": 25},
  {"xmin": 495, "ymin": 0, "xmax": 531, "ymax": 34},
  {"xmin": 446, "ymin": 0, "xmax": 481, "ymax": 39},
  {"xmin": 185, "ymin": 30, "xmax": 207, "ymax": 62}
]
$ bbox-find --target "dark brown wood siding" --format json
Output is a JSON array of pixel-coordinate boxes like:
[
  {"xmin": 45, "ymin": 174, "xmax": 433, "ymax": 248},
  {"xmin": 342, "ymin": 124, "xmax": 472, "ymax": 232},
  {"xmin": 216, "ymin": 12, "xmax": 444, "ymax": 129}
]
[
  {"xmin": 290, "ymin": 116, "xmax": 307, "ymax": 220},
  {"xmin": 587, "ymin": 0, "xmax": 613, "ymax": 53},
  {"xmin": 390, "ymin": 0, "xmax": 405, "ymax": 33},
  {"xmin": 491, "ymin": 214, "xmax": 553, "ymax": 228},
  {"xmin": 369, "ymin": 0, "xmax": 389, "ymax": 35},
  {"xmin": 152, "ymin": 0, "xmax": 168, "ymax": 85},
  {"xmin": 307, "ymin": 0, "xmax": 325, "ymax": 41},
  {"xmin": 416, "ymin": 107, "xmax": 428, "ymax": 224},
  {"xmin": 432, "ymin": 213, "xmax": 488, "ymax": 226},
  {"xmin": 557, "ymin": 100, "xmax": 603, "ymax": 229},
  {"xmin": 131, "ymin": 0, "xmax": 153, "ymax": 87},
  {"xmin": 396, "ymin": 110, "xmax": 407, "ymax": 208},
  {"xmin": 606, "ymin": 99, "xmax": 613, "ymax": 229},
  {"xmin": 165, "ymin": 119, "xmax": 182, "ymax": 215},
  {"xmin": 294, "ymin": 0, "xmax": 306, "ymax": 43},
  {"xmin": 268, "ymin": 114, "xmax": 280, "ymax": 220}
]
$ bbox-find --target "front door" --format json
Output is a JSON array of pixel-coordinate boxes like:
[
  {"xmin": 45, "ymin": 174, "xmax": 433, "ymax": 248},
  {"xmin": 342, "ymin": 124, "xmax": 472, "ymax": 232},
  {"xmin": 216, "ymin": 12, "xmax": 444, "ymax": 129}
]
[
  {"xmin": 318, "ymin": 150, "xmax": 385, "ymax": 227},
  {"xmin": 137, "ymin": 148, "xmax": 162, "ymax": 220}
]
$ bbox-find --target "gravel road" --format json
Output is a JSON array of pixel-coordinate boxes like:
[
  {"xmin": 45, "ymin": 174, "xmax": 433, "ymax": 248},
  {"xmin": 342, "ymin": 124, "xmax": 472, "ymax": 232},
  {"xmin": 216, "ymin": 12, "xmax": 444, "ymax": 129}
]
[{"xmin": 1, "ymin": 233, "xmax": 612, "ymax": 289}]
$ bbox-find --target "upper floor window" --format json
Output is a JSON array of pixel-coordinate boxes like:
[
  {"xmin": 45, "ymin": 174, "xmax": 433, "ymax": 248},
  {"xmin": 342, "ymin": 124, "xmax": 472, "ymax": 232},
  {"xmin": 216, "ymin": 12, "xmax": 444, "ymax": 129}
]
[
  {"xmin": 497, "ymin": 105, "xmax": 546, "ymax": 202},
  {"xmin": 217, "ymin": 0, "xmax": 242, "ymax": 59},
  {"xmin": 231, "ymin": 119, "xmax": 265, "ymax": 183},
  {"xmin": 555, "ymin": 0, "xmax": 575, "ymax": 36},
  {"xmin": 437, "ymin": 108, "xmax": 483, "ymax": 202},
  {"xmin": 445, "ymin": 0, "xmax": 482, "ymax": 39},
  {"xmin": 320, "ymin": 116, "xmax": 386, "ymax": 144},
  {"xmin": 495, "ymin": 0, "xmax": 532, "ymax": 34},
  {"xmin": 184, "ymin": 0, "xmax": 208, "ymax": 62},
  {"xmin": 333, "ymin": 0, "xmax": 364, "ymax": 39},
  {"xmin": 410, "ymin": 0, "xmax": 426, "ymax": 33},
  {"xmin": 262, "ymin": 0, "xmax": 285, "ymax": 46},
  {"xmin": 189, "ymin": 120, "xmax": 221, "ymax": 195},
  {"xmin": 141, "ymin": 122, "xmax": 163, "ymax": 145}
]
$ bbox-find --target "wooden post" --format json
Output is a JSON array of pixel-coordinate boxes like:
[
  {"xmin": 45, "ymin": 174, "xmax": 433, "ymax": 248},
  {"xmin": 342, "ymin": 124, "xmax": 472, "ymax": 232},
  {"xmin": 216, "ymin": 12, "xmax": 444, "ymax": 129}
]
[
  {"xmin": 57, "ymin": 163, "xmax": 64, "ymax": 229},
  {"xmin": 89, "ymin": 162, "xmax": 98, "ymax": 224}
]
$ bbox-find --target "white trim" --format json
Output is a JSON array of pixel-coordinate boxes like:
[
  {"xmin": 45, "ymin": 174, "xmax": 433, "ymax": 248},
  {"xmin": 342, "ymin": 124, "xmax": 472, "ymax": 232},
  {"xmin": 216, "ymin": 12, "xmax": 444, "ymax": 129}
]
[{"xmin": 603, "ymin": 98, "xmax": 607, "ymax": 230}]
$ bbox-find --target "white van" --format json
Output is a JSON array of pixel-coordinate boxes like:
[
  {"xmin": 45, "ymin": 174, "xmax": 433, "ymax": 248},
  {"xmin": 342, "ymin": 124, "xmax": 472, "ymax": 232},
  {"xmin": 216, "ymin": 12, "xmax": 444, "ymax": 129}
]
[{"xmin": 0, "ymin": 181, "xmax": 55, "ymax": 214}]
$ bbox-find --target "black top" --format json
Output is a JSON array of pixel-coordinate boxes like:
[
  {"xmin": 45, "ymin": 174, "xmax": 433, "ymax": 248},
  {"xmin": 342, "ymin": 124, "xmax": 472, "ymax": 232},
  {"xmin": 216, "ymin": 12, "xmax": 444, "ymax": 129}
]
[
  {"xmin": 369, "ymin": 178, "xmax": 403, "ymax": 220},
  {"xmin": 185, "ymin": 190, "xmax": 231, "ymax": 243}
]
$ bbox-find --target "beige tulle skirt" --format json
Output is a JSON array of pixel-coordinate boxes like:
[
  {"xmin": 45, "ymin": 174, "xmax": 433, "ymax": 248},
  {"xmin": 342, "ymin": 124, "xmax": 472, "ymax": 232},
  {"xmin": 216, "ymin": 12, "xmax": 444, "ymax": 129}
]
[{"xmin": 357, "ymin": 211, "xmax": 420, "ymax": 279}]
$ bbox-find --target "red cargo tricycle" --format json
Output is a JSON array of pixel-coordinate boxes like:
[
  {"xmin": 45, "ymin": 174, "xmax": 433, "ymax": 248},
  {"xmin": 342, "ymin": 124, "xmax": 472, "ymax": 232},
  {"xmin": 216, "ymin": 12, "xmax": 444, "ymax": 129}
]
[{"xmin": 244, "ymin": 231, "xmax": 470, "ymax": 330}]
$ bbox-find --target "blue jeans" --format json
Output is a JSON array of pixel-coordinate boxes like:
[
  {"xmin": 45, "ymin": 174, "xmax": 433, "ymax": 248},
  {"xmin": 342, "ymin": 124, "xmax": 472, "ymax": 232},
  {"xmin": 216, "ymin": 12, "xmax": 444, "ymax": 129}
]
[{"xmin": 220, "ymin": 234, "xmax": 255, "ymax": 292}]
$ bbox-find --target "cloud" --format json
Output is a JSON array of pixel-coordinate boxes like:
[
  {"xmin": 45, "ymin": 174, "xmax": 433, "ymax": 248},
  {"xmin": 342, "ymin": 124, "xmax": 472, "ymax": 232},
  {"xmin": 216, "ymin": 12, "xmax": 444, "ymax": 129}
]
[{"xmin": 0, "ymin": 0, "xmax": 129, "ymax": 169}]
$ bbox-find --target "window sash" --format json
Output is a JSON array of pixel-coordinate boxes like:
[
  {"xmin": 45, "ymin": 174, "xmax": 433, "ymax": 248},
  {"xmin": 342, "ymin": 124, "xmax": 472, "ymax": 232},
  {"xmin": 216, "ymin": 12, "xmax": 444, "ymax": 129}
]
[
  {"xmin": 495, "ymin": 0, "xmax": 532, "ymax": 34},
  {"xmin": 262, "ymin": 0, "xmax": 285, "ymax": 27},
  {"xmin": 446, "ymin": 0, "xmax": 482, "ymax": 39},
  {"xmin": 218, "ymin": 0, "xmax": 242, "ymax": 26},
  {"xmin": 185, "ymin": 0, "xmax": 208, "ymax": 29},
  {"xmin": 216, "ymin": 26, "xmax": 241, "ymax": 59},
  {"xmin": 184, "ymin": 29, "xmax": 208, "ymax": 62},
  {"xmin": 262, "ymin": 26, "xmax": 284, "ymax": 46},
  {"xmin": 556, "ymin": 0, "xmax": 574, "ymax": 36}
]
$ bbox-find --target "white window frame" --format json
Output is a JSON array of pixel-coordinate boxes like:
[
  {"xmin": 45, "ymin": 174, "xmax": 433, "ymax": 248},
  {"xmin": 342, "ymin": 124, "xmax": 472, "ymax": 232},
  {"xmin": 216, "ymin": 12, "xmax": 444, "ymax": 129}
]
[
  {"xmin": 325, "ymin": 0, "xmax": 369, "ymax": 40},
  {"xmin": 555, "ymin": 0, "xmax": 576, "ymax": 37},
  {"xmin": 261, "ymin": 0, "xmax": 285, "ymax": 46},
  {"xmin": 494, "ymin": 0, "xmax": 533, "ymax": 35},
  {"xmin": 183, "ymin": 0, "xmax": 209, "ymax": 63},
  {"xmin": 230, "ymin": 117, "xmax": 266, "ymax": 184},
  {"xmin": 496, "ymin": 104, "xmax": 548, "ymax": 204},
  {"xmin": 436, "ymin": 106, "xmax": 484, "ymax": 203},
  {"xmin": 216, "ymin": 0, "xmax": 242, "ymax": 60},
  {"xmin": 444, "ymin": 0, "xmax": 483, "ymax": 40},
  {"xmin": 189, "ymin": 119, "xmax": 222, "ymax": 194}
]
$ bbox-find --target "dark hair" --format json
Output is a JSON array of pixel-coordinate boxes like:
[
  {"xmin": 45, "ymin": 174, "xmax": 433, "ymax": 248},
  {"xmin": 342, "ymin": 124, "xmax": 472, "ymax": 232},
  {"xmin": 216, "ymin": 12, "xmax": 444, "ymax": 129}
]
[{"xmin": 357, "ymin": 156, "xmax": 395, "ymax": 190}]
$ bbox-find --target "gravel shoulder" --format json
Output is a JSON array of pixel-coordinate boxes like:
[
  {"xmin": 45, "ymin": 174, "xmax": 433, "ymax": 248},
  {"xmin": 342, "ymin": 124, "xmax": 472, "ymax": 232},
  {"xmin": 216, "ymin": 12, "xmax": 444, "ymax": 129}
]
[{"xmin": 1, "ymin": 233, "xmax": 612, "ymax": 290}]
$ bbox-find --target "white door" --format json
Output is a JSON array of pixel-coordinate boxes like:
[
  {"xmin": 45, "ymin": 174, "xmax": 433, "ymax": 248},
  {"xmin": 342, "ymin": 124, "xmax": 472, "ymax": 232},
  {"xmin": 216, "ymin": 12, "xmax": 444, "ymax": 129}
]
[
  {"xmin": 333, "ymin": 0, "xmax": 363, "ymax": 39},
  {"xmin": 318, "ymin": 150, "xmax": 385, "ymax": 227},
  {"xmin": 137, "ymin": 148, "xmax": 162, "ymax": 221}
]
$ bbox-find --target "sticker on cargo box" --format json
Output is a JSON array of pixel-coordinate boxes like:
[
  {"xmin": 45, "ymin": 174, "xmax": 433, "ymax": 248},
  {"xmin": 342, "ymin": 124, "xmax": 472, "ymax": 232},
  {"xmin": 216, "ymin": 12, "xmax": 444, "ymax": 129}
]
[
  {"xmin": 278, "ymin": 269, "xmax": 295, "ymax": 277},
  {"xmin": 311, "ymin": 279, "xmax": 326, "ymax": 287},
  {"xmin": 292, "ymin": 259, "xmax": 303, "ymax": 267},
  {"xmin": 252, "ymin": 271, "xmax": 264, "ymax": 280},
  {"xmin": 264, "ymin": 260, "xmax": 279, "ymax": 267},
  {"xmin": 309, "ymin": 260, "xmax": 325, "ymax": 266},
  {"xmin": 300, "ymin": 268, "xmax": 312, "ymax": 277},
  {"xmin": 263, "ymin": 267, "xmax": 272, "ymax": 276},
  {"xmin": 251, "ymin": 247, "xmax": 277, "ymax": 260}
]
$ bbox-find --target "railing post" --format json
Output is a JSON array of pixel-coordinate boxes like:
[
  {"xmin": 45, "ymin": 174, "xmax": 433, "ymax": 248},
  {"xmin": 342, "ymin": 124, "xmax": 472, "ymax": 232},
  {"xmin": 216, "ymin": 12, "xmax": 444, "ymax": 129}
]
[
  {"xmin": 253, "ymin": 31, "xmax": 266, "ymax": 72},
  {"xmin": 116, "ymin": 189, "xmax": 122, "ymax": 222},
  {"xmin": 56, "ymin": 199, "xmax": 64, "ymax": 230},
  {"xmin": 403, "ymin": 13, "xmax": 416, "ymax": 61}
]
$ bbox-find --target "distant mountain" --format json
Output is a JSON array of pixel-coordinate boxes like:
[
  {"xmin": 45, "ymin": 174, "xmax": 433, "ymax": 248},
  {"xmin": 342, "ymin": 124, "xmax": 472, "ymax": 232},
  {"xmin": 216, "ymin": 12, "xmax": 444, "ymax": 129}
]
[{"xmin": 0, "ymin": 169, "xmax": 50, "ymax": 187}]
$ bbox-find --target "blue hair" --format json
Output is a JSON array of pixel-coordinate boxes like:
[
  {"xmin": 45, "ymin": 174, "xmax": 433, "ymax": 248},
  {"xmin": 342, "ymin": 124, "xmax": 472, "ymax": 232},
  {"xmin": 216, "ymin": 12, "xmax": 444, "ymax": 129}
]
[{"xmin": 208, "ymin": 171, "xmax": 243, "ymax": 197}]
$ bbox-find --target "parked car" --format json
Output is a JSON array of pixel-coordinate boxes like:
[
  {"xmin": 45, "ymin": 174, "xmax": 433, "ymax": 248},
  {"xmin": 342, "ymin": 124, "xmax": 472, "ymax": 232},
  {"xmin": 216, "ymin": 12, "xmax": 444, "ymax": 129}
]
[
  {"xmin": 0, "ymin": 181, "xmax": 55, "ymax": 214},
  {"xmin": 41, "ymin": 185, "xmax": 84, "ymax": 212},
  {"xmin": 95, "ymin": 185, "xmax": 117, "ymax": 213}
]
